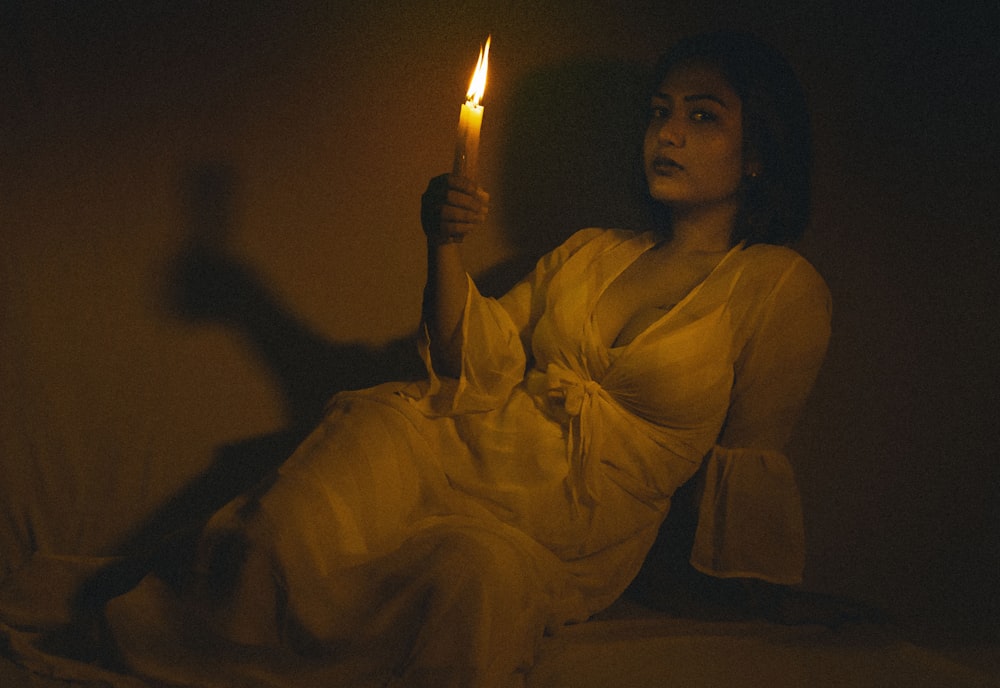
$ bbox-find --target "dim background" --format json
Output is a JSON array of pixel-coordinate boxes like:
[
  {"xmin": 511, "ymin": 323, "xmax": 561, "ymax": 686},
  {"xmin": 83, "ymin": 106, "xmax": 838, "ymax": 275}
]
[{"xmin": 1, "ymin": 0, "xmax": 997, "ymax": 645}]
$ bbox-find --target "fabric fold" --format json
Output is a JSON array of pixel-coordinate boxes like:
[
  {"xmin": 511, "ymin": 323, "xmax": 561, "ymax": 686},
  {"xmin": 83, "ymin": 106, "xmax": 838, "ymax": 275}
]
[
  {"xmin": 411, "ymin": 275, "xmax": 527, "ymax": 417},
  {"xmin": 690, "ymin": 444, "xmax": 805, "ymax": 585},
  {"xmin": 524, "ymin": 363, "xmax": 608, "ymax": 510}
]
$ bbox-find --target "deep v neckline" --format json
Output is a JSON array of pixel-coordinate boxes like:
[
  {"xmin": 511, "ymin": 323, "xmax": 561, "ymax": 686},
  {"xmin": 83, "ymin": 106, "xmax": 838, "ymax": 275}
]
[{"xmin": 593, "ymin": 236, "xmax": 743, "ymax": 352}]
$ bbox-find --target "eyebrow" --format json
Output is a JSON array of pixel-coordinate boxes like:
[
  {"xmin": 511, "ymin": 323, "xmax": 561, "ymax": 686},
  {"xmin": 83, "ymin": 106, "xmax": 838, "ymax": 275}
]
[{"xmin": 653, "ymin": 91, "xmax": 730, "ymax": 109}]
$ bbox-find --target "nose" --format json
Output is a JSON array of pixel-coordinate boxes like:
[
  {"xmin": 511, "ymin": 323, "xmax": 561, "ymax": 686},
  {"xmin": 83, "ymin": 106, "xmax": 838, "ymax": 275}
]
[{"xmin": 654, "ymin": 117, "xmax": 684, "ymax": 147}]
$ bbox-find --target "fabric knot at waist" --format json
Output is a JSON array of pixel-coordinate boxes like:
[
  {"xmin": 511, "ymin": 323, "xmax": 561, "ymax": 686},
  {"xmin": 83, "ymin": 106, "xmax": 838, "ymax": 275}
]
[
  {"xmin": 526, "ymin": 363, "xmax": 602, "ymax": 419},
  {"xmin": 525, "ymin": 363, "xmax": 606, "ymax": 509}
]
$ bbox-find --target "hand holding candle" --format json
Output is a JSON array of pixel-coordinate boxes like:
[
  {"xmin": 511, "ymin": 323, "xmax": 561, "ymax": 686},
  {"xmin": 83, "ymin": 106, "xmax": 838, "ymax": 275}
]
[
  {"xmin": 453, "ymin": 36, "xmax": 490, "ymax": 181},
  {"xmin": 421, "ymin": 37, "xmax": 490, "ymax": 247}
]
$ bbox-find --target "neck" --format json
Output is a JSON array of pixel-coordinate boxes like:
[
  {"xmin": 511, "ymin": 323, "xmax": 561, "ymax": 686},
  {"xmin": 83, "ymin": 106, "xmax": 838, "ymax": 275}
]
[{"xmin": 662, "ymin": 196, "xmax": 740, "ymax": 253}]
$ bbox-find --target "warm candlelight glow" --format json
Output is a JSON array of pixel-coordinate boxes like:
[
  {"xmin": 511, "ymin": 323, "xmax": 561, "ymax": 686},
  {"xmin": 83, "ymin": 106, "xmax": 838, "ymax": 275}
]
[
  {"xmin": 453, "ymin": 35, "xmax": 491, "ymax": 181},
  {"xmin": 465, "ymin": 35, "xmax": 490, "ymax": 105}
]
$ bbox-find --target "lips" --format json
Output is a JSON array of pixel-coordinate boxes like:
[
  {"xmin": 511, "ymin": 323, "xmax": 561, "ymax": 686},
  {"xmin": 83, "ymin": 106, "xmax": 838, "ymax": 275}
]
[{"xmin": 651, "ymin": 156, "xmax": 683, "ymax": 174}]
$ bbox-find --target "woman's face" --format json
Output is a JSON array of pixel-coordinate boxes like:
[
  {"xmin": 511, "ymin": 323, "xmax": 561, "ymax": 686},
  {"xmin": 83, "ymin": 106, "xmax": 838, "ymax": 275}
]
[{"xmin": 643, "ymin": 61, "xmax": 747, "ymax": 212}]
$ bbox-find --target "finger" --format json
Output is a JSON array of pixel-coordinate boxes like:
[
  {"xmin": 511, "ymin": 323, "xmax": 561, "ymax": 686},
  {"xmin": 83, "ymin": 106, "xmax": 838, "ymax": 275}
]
[
  {"xmin": 424, "ymin": 173, "xmax": 472, "ymax": 201},
  {"xmin": 450, "ymin": 176, "xmax": 490, "ymax": 208},
  {"xmin": 424, "ymin": 174, "xmax": 489, "ymax": 205},
  {"xmin": 425, "ymin": 173, "xmax": 451, "ymax": 192},
  {"xmin": 421, "ymin": 202, "xmax": 485, "ymax": 236},
  {"xmin": 444, "ymin": 188, "xmax": 488, "ymax": 214},
  {"xmin": 421, "ymin": 184, "xmax": 480, "ymax": 212},
  {"xmin": 446, "ymin": 173, "xmax": 479, "ymax": 195},
  {"xmin": 439, "ymin": 204, "xmax": 486, "ymax": 225}
]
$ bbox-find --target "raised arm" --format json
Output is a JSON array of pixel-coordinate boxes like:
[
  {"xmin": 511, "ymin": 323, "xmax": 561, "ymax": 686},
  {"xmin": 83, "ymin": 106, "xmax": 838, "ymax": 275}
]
[{"xmin": 419, "ymin": 174, "xmax": 490, "ymax": 377}]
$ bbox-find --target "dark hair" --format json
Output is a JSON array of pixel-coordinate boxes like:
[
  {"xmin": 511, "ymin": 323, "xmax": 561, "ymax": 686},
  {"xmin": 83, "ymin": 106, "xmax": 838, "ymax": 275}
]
[{"xmin": 651, "ymin": 31, "xmax": 812, "ymax": 246}]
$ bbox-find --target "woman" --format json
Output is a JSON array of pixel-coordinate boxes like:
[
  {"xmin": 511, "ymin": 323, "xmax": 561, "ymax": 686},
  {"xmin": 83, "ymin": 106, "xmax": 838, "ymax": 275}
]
[{"xmin": 104, "ymin": 31, "xmax": 830, "ymax": 688}]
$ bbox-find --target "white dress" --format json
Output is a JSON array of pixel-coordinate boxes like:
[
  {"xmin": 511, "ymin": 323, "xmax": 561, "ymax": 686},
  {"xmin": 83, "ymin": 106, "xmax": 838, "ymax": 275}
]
[{"xmin": 105, "ymin": 228, "xmax": 832, "ymax": 688}]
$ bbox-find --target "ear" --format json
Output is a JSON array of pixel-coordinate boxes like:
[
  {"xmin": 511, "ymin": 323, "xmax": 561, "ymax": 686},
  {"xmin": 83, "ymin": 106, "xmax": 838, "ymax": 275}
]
[{"xmin": 743, "ymin": 140, "xmax": 763, "ymax": 179}]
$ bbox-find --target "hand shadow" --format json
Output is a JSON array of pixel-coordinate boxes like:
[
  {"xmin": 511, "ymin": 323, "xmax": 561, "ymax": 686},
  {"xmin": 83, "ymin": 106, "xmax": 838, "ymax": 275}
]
[
  {"xmin": 150, "ymin": 162, "xmax": 425, "ymax": 542},
  {"xmin": 167, "ymin": 164, "xmax": 424, "ymax": 428},
  {"xmin": 58, "ymin": 165, "xmax": 425, "ymax": 640}
]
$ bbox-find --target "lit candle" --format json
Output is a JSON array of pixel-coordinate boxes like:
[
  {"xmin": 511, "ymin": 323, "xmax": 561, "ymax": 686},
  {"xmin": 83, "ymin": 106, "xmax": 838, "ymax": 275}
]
[{"xmin": 453, "ymin": 36, "xmax": 490, "ymax": 180}]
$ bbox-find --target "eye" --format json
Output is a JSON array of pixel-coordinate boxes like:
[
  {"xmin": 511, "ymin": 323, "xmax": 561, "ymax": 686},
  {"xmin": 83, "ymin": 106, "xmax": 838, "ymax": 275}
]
[
  {"xmin": 690, "ymin": 109, "xmax": 718, "ymax": 123},
  {"xmin": 649, "ymin": 105, "xmax": 670, "ymax": 120}
]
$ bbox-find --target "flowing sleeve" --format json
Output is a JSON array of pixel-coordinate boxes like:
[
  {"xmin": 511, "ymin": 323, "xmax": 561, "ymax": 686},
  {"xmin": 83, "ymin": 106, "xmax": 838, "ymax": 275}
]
[
  {"xmin": 416, "ymin": 228, "xmax": 606, "ymax": 416},
  {"xmin": 690, "ymin": 255, "xmax": 832, "ymax": 585}
]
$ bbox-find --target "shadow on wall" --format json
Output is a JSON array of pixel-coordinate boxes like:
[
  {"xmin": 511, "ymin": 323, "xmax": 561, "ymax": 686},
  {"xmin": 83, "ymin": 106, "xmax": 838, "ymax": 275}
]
[
  {"xmin": 83, "ymin": 57, "xmax": 661, "ymax": 604},
  {"xmin": 106, "ymin": 165, "xmax": 426, "ymax": 564},
  {"xmin": 61, "ymin": 164, "xmax": 430, "ymax": 624},
  {"xmin": 168, "ymin": 165, "xmax": 425, "ymax": 427}
]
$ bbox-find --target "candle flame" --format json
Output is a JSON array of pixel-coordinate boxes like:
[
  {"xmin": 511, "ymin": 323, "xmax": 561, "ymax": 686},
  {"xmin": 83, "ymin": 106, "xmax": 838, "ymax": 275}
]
[{"xmin": 465, "ymin": 35, "xmax": 490, "ymax": 106}]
